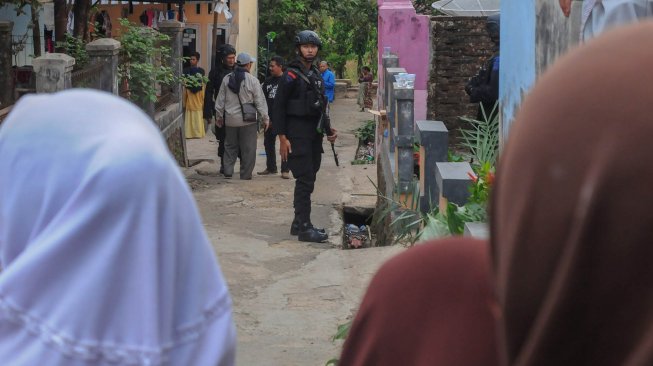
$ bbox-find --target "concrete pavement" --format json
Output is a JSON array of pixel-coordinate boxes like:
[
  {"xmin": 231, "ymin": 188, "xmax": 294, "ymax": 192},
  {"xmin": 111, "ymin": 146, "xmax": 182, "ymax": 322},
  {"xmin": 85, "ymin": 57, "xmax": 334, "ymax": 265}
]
[{"xmin": 182, "ymin": 98, "xmax": 404, "ymax": 365}]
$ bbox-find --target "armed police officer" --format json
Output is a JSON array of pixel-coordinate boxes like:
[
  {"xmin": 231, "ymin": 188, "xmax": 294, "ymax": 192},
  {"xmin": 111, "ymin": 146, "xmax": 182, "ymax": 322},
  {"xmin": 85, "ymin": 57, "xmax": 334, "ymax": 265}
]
[{"xmin": 273, "ymin": 30, "xmax": 337, "ymax": 243}]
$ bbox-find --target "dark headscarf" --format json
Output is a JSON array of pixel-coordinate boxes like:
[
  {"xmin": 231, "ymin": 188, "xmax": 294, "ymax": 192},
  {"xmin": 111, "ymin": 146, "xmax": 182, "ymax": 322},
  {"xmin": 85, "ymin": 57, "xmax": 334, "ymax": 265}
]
[
  {"xmin": 491, "ymin": 22, "xmax": 653, "ymax": 366},
  {"xmin": 227, "ymin": 66, "xmax": 247, "ymax": 94},
  {"xmin": 184, "ymin": 66, "xmax": 204, "ymax": 94},
  {"xmin": 339, "ymin": 238, "xmax": 498, "ymax": 366}
]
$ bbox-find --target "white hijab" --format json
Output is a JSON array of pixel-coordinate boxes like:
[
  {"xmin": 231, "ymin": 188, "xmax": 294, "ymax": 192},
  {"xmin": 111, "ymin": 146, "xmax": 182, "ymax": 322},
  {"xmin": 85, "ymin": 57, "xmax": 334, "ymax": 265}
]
[
  {"xmin": 0, "ymin": 90, "xmax": 235, "ymax": 365},
  {"xmin": 581, "ymin": 0, "xmax": 653, "ymax": 41}
]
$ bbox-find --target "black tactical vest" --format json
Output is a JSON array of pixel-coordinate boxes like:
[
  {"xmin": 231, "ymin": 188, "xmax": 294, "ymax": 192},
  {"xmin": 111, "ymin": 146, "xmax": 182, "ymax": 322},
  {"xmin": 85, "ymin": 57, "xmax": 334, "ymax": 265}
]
[{"xmin": 286, "ymin": 67, "xmax": 324, "ymax": 118}]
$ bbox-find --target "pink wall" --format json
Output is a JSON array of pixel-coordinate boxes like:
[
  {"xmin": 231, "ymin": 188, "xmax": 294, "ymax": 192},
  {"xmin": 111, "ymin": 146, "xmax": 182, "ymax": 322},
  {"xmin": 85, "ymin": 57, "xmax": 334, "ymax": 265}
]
[{"xmin": 378, "ymin": 0, "xmax": 430, "ymax": 120}]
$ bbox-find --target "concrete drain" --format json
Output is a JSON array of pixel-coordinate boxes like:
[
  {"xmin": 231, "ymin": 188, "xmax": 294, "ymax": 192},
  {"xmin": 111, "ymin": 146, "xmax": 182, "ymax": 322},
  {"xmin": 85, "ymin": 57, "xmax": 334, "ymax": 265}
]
[{"xmin": 342, "ymin": 206, "xmax": 374, "ymax": 249}]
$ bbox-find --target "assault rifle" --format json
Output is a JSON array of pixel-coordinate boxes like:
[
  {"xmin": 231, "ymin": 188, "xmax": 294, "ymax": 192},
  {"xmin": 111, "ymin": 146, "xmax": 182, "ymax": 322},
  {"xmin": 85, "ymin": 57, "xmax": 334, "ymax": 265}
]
[{"xmin": 318, "ymin": 111, "xmax": 339, "ymax": 166}]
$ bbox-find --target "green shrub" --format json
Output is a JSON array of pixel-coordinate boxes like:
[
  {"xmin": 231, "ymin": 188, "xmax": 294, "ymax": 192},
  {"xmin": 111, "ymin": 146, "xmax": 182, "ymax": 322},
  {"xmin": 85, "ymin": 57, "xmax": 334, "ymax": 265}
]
[
  {"xmin": 354, "ymin": 120, "xmax": 375, "ymax": 143},
  {"xmin": 57, "ymin": 34, "xmax": 88, "ymax": 69},
  {"xmin": 118, "ymin": 18, "xmax": 174, "ymax": 104}
]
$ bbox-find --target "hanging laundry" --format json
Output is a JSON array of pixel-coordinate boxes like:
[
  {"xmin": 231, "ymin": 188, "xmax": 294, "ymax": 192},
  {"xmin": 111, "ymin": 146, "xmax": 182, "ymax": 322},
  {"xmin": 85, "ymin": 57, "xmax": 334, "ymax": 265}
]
[
  {"xmin": 104, "ymin": 11, "xmax": 112, "ymax": 37},
  {"xmin": 44, "ymin": 25, "xmax": 54, "ymax": 53},
  {"xmin": 213, "ymin": 0, "xmax": 233, "ymax": 21},
  {"xmin": 67, "ymin": 11, "xmax": 74, "ymax": 34},
  {"xmin": 146, "ymin": 10, "xmax": 154, "ymax": 27},
  {"xmin": 140, "ymin": 11, "xmax": 148, "ymax": 26},
  {"xmin": 152, "ymin": 10, "xmax": 158, "ymax": 28}
]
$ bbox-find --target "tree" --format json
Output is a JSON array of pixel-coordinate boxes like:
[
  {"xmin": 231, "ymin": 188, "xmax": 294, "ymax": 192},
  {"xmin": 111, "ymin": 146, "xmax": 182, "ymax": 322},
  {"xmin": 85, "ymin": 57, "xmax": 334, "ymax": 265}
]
[
  {"xmin": 258, "ymin": 0, "xmax": 377, "ymax": 77},
  {"xmin": 321, "ymin": 0, "xmax": 377, "ymax": 77},
  {"xmin": 53, "ymin": 0, "xmax": 67, "ymax": 48},
  {"xmin": 73, "ymin": 0, "xmax": 91, "ymax": 40}
]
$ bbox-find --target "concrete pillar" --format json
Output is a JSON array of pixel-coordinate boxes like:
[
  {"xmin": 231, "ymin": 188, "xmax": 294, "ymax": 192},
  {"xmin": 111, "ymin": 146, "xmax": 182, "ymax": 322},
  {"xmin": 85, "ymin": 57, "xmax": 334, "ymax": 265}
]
[
  {"xmin": 33, "ymin": 53, "xmax": 75, "ymax": 93},
  {"xmin": 0, "ymin": 21, "xmax": 13, "ymax": 107},
  {"xmin": 385, "ymin": 67, "xmax": 404, "ymax": 114},
  {"xmin": 381, "ymin": 55, "xmax": 399, "ymax": 108},
  {"xmin": 385, "ymin": 67, "xmax": 406, "ymax": 152},
  {"xmin": 415, "ymin": 120, "xmax": 448, "ymax": 212},
  {"xmin": 393, "ymin": 84, "xmax": 414, "ymax": 196},
  {"xmin": 464, "ymin": 222, "xmax": 489, "ymax": 239},
  {"xmin": 86, "ymin": 38, "xmax": 121, "ymax": 95},
  {"xmin": 435, "ymin": 162, "xmax": 473, "ymax": 212},
  {"xmin": 394, "ymin": 85, "xmax": 413, "ymax": 136},
  {"xmin": 158, "ymin": 20, "xmax": 184, "ymax": 103}
]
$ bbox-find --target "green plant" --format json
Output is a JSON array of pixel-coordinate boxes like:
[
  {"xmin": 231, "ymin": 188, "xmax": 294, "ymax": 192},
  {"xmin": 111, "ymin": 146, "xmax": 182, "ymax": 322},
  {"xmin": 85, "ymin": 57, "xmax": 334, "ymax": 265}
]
[
  {"xmin": 332, "ymin": 321, "xmax": 351, "ymax": 341},
  {"xmin": 354, "ymin": 120, "xmax": 375, "ymax": 143},
  {"xmin": 448, "ymin": 150, "xmax": 465, "ymax": 162},
  {"xmin": 371, "ymin": 173, "xmax": 492, "ymax": 243},
  {"xmin": 118, "ymin": 18, "xmax": 175, "ymax": 104},
  {"xmin": 325, "ymin": 321, "xmax": 352, "ymax": 366},
  {"xmin": 459, "ymin": 102, "xmax": 500, "ymax": 168},
  {"xmin": 467, "ymin": 161, "xmax": 495, "ymax": 205},
  {"xmin": 372, "ymin": 180, "xmax": 430, "ymax": 245},
  {"xmin": 57, "ymin": 34, "xmax": 88, "ymax": 68},
  {"xmin": 180, "ymin": 72, "xmax": 209, "ymax": 90}
]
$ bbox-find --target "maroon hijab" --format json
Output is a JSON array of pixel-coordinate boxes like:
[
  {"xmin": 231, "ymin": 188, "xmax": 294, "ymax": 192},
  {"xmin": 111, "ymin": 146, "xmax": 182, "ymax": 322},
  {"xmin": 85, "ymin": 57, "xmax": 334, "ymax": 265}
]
[
  {"xmin": 491, "ymin": 22, "xmax": 653, "ymax": 366},
  {"xmin": 339, "ymin": 238, "xmax": 498, "ymax": 365}
]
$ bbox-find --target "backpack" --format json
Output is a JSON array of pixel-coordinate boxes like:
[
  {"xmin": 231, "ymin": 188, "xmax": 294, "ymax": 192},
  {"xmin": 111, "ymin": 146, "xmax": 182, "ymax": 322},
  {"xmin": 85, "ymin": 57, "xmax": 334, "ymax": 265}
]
[{"xmin": 465, "ymin": 55, "xmax": 499, "ymax": 104}]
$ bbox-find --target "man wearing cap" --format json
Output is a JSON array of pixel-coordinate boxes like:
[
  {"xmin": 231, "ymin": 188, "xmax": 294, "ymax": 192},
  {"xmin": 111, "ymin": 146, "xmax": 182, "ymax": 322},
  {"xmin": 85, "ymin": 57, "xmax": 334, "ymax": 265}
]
[
  {"xmin": 204, "ymin": 44, "xmax": 237, "ymax": 175},
  {"xmin": 272, "ymin": 30, "xmax": 338, "ymax": 243},
  {"xmin": 215, "ymin": 52, "xmax": 269, "ymax": 180}
]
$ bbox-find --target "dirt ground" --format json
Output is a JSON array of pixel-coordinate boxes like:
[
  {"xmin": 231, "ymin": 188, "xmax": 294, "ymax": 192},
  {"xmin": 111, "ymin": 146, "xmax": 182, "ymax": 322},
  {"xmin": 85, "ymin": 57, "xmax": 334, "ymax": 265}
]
[{"xmin": 182, "ymin": 98, "xmax": 404, "ymax": 365}]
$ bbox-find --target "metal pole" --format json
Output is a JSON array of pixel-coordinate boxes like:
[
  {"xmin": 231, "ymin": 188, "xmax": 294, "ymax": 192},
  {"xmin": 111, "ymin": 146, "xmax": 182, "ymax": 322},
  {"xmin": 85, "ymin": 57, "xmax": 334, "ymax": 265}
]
[{"xmin": 211, "ymin": 1, "xmax": 218, "ymax": 69}]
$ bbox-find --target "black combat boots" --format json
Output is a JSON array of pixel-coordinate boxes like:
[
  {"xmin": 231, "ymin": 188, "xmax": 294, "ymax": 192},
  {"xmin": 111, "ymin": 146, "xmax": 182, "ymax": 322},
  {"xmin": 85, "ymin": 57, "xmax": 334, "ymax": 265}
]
[
  {"xmin": 297, "ymin": 223, "xmax": 329, "ymax": 243},
  {"xmin": 290, "ymin": 218, "xmax": 326, "ymax": 236}
]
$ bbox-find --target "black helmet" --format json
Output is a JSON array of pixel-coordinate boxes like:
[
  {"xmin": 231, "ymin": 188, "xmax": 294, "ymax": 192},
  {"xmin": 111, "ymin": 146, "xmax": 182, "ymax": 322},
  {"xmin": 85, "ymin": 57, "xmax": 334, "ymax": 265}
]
[
  {"xmin": 294, "ymin": 30, "xmax": 322, "ymax": 49},
  {"xmin": 217, "ymin": 44, "xmax": 236, "ymax": 58},
  {"xmin": 486, "ymin": 14, "xmax": 500, "ymax": 43}
]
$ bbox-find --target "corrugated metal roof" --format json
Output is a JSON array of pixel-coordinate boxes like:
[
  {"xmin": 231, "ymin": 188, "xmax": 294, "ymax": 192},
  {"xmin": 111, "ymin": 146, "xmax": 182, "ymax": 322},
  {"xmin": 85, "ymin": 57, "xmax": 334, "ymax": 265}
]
[{"xmin": 431, "ymin": 0, "xmax": 500, "ymax": 16}]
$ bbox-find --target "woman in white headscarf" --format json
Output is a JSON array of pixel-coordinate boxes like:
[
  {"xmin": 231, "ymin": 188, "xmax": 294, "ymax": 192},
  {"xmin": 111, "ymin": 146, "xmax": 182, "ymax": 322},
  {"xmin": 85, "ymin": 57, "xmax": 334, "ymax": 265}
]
[
  {"xmin": 559, "ymin": 0, "xmax": 653, "ymax": 41},
  {"xmin": 0, "ymin": 90, "xmax": 236, "ymax": 365}
]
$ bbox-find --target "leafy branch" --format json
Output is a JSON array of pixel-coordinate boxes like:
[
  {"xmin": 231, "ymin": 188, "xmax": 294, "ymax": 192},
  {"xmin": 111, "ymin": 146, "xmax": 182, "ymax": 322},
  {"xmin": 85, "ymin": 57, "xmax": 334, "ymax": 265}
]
[{"xmin": 118, "ymin": 18, "xmax": 175, "ymax": 104}]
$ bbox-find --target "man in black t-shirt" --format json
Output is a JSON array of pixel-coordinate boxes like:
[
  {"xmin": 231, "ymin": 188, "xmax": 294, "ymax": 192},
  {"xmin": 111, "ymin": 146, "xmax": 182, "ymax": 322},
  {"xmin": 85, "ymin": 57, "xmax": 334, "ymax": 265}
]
[{"xmin": 258, "ymin": 56, "xmax": 290, "ymax": 178}]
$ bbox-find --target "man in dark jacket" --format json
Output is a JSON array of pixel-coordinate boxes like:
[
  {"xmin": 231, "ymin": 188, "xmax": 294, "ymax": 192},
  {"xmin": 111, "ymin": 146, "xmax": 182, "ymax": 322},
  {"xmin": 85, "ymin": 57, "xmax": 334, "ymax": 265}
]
[
  {"xmin": 273, "ymin": 30, "xmax": 337, "ymax": 243},
  {"xmin": 465, "ymin": 14, "xmax": 500, "ymax": 122},
  {"xmin": 258, "ymin": 55, "xmax": 290, "ymax": 178},
  {"xmin": 204, "ymin": 44, "xmax": 236, "ymax": 174}
]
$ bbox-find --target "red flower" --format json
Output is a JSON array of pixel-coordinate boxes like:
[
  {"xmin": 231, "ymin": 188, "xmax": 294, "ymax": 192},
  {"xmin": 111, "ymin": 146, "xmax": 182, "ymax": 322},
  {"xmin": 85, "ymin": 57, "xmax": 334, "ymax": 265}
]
[
  {"xmin": 467, "ymin": 171, "xmax": 478, "ymax": 183},
  {"xmin": 486, "ymin": 171, "xmax": 495, "ymax": 185}
]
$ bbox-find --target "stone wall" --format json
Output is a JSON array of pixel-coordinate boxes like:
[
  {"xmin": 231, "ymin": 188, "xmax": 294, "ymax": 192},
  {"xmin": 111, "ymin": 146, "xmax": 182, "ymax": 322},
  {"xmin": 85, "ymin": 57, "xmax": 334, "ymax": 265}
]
[
  {"xmin": 427, "ymin": 16, "xmax": 496, "ymax": 143},
  {"xmin": 156, "ymin": 102, "xmax": 187, "ymax": 166}
]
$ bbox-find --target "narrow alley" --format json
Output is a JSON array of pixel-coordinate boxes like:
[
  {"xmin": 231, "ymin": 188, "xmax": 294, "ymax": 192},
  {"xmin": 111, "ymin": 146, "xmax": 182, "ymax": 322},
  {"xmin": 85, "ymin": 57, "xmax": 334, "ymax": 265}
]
[{"xmin": 183, "ymin": 97, "xmax": 403, "ymax": 365}]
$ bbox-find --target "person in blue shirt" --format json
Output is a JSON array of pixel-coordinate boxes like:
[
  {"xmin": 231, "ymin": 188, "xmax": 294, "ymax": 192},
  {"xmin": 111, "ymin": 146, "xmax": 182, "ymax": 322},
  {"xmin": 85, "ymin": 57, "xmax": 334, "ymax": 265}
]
[{"xmin": 319, "ymin": 61, "xmax": 335, "ymax": 104}]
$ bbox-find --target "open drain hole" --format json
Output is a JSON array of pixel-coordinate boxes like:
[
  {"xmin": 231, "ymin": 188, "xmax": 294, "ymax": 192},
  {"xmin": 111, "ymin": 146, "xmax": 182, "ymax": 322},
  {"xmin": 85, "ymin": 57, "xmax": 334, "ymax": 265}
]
[{"xmin": 342, "ymin": 206, "xmax": 374, "ymax": 249}]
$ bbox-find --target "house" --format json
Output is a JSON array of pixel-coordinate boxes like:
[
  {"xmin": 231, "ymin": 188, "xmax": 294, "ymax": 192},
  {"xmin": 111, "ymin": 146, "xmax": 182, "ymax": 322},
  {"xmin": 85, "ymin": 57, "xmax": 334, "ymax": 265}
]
[
  {"xmin": 0, "ymin": 0, "xmax": 259, "ymax": 73},
  {"xmin": 96, "ymin": 0, "xmax": 259, "ymax": 73}
]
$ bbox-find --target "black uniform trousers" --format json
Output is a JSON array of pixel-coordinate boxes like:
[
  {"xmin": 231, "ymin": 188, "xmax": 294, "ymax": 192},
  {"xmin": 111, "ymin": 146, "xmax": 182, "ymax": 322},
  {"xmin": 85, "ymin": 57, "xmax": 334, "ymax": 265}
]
[
  {"xmin": 264, "ymin": 128, "xmax": 289, "ymax": 173},
  {"xmin": 214, "ymin": 125, "xmax": 226, "ymax": 161},
  {"xmin": 287, "ymin": 136, "xmax": 323, "ymax": 225}
]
